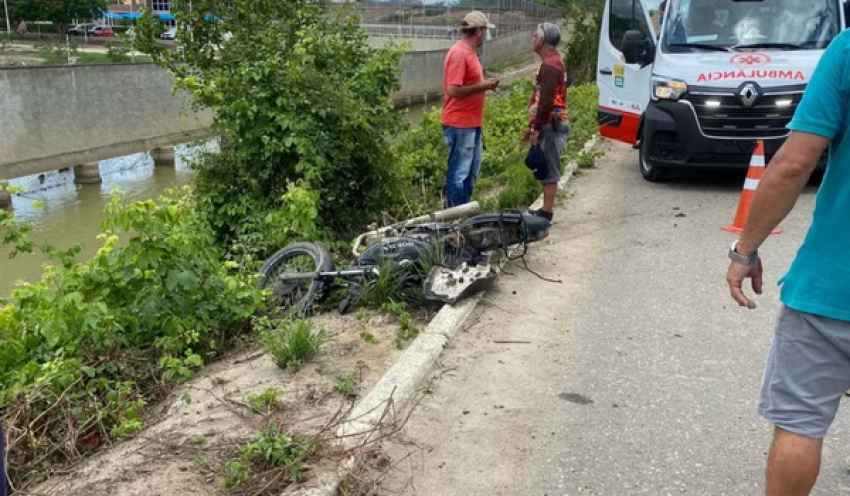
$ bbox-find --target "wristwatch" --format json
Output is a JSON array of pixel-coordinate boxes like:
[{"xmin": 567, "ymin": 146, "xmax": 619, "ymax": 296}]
[{"xmin": 729, "ymin": 240, "xmax": 759, "ymax": 266}]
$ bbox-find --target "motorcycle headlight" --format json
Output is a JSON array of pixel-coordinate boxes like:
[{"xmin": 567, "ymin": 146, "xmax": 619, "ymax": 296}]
[{"xmin": 652, "ymin": 76, "xmax": 688, "ymax": 101}]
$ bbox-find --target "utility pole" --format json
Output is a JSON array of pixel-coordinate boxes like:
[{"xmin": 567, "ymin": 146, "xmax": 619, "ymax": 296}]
[{"xmin": 4, "ymin": 0, "xmax": 11, "ymax": 35}]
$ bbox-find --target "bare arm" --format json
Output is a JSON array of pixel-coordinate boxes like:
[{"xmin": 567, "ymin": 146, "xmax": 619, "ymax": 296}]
[
  {"xmin": 447, "ymin": 79, "xmax": 498, "ymax": 98},
  {"xmin": 726, "ymin": 33, "xmax": 846, "ymax": 310},
  {"xmin": 727, "ymin": 132, "xmax": 826, "ymax": 309},
  {"xmin": 736, "ymin": 132, "xmax": 826, "ymax": 255}
]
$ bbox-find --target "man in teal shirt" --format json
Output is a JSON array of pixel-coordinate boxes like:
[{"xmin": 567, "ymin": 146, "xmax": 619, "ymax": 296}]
[{"xmin": 727, "ymin": 30, "xmax": 850, "ymax": 495}]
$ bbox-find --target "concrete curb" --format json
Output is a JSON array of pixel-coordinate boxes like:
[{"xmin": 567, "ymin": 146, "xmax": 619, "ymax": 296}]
[{"xmin": 285, "ymin": 134, "xmax": 600, "ymax": 496}]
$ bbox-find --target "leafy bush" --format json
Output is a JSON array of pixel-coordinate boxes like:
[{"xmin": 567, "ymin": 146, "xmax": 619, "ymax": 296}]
[
  {"xmin": 0, "ymin": 187, "xmax": 265, "ymax": 489},
  {"xmin": 258, "ymin": 316, "xmax": 325, "ymax": 371},
  {"xmin": 134, "ymin": 0, "xmax": 410, "ymax": 260}
]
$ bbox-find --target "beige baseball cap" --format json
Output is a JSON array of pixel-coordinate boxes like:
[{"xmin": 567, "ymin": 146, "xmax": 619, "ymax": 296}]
[{"xmin": 462, "ymin": 11, "xmax": 496, "ymax": 29}]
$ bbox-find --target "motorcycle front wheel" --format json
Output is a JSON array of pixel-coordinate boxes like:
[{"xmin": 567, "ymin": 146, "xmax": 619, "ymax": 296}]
[{"xmin": 258, "ymin": 242, "xmax": 335, "ymax": 314}]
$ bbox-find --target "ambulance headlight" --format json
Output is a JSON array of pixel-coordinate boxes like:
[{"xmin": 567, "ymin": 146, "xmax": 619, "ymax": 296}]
[{"xmin": 652, "ymin": 76, "xmax": 688, "ymax": 101}]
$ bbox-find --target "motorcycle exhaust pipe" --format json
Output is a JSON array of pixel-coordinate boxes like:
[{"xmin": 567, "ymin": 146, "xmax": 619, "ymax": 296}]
[
  {"xmin": 353, "ymin": 201, "xmax": 481, "ymax": 257},
  {"xmin": 395, "ymin": 201, "xmax": 480, "ymax": 228}
]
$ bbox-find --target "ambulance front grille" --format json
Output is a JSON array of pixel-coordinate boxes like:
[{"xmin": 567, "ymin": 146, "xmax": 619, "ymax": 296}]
[{"xmin": 682, "ymin": 86, "xmax": 804, "ymax": 139}]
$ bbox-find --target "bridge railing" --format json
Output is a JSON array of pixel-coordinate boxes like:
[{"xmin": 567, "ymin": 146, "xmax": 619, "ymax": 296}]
[{"xmin": 338, "ymin": 0, "xmax": 560, "ymax": 39}]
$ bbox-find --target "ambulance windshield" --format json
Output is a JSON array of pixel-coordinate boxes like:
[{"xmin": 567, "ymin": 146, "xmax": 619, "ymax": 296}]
[{"xmin": 662, "ymin": 0, "xmax": 840, "ymax": 53}]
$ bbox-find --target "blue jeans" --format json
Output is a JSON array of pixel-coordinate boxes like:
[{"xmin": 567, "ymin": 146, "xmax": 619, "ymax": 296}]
[{"xmin": 442, "ymin": 125, "xmax": 483, "ymax": 208}]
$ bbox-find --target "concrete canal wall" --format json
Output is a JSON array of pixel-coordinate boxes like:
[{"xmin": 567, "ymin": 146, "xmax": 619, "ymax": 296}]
[{"xmin": 0, "ymin": 29, "xmax": 537, "ymax": 181}]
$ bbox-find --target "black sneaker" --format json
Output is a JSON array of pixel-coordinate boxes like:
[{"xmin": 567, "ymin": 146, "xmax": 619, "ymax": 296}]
[{"xmin": 528, "ymin": 208, "xmax": 553, "ymax": 221}]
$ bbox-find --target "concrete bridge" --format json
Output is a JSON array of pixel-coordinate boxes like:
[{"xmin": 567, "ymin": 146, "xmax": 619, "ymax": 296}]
[{"xmin": 0, "ymin": 30, "xmax": 532, "ymax": 207}]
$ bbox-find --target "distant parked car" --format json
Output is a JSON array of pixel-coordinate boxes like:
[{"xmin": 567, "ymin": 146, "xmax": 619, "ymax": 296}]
[
  {"xmin": 88, "ymin": 26, "xmax": 114, "ymax": 37},
  {"xmin": 69, "ymin": 23, "xmax": 97, "ymax": 36},
  {"xmin": 160, "ymin": 27, "xmax": 177, "ymax": 40}
]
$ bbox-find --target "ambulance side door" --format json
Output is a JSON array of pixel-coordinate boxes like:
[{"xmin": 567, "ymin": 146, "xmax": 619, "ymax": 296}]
[{"xmin": 597, "ymin": 0, "xmax": 657, "ymax": 145}]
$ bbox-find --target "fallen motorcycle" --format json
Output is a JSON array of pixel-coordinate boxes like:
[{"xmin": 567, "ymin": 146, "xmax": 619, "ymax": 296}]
[{"xmin": 257, "ymin": 202, "xmax": 551, "ymax": 315}]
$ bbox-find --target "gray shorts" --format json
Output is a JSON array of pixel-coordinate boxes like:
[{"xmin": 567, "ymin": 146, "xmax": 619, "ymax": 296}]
[
  {"xmin": 538, "ymin": 120, "xmax": 571, "ymax": 185},
  {"xmin": 759, "ymin": 305, "xmax": 850, "ymax": 438}
]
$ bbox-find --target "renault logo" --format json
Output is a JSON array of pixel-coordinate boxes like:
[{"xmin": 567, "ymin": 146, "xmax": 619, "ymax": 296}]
[{"xmin": 738, "ymin": 82, "xmax": 761, "ymax": 108}]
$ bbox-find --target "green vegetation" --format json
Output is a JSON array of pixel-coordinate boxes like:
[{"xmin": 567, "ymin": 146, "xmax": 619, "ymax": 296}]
[
  {"xmin": 247, "ymin": 387, "xmax": 284, "ymax": 413},
  {"xmin": 381, "ymin": 302, "xmax": 421, "ymax": 350},
  {"xmin": 222, "ymin": 423, "xmax": 316, "ymax": 489},
  {"xmin": 0, "ymin": 0, "xmax": 601, "ymax": 490},
  {"xmin": 1, "ymin": 48, "xmax": 152, "ymax": 65},
  {"xmin": 258, "ymin": 317, "xmax": 326, "ymax": 372},
  {"xmin": 0, "ymin": 187, "xmax": 265, "ymax": 488},
  {"xmin": 355, "ymin": 258, "xmax": 421, "ymax": 309},
  {"xmin": 564, "ymin": 0, "xmax": 605, "ymax": 85},
  {"xmin": 487, "ymin": 53, "xmax": 537, "ymax": 73},
  {"xmin": 334, "ymin": 374, "xmax": 359, "ymax": 397},
  {"xmin": 134, "ymin": 0, "xmax": 409, "ymax": 262},
  {"xmin": 357, "ymin": 309, "xmax": 378, "ymax": 343},
  {"xmin": 5, "ymin": 0, "xmax": 107, "ymax": 39},
  {"xmin": 577, "ymin": 149, "xmax": 605, "ymax": 169}
]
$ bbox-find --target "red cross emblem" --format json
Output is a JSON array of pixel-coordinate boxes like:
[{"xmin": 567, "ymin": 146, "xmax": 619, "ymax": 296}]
[{"xmin": 730, "ymin": 53, "xmax": 772, "ymax": 67}]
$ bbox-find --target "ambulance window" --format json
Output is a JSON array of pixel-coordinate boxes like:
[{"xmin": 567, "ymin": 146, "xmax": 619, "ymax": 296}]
[{"xmin": 610, "ymin": 0, "xmax": 652, "ymax": 50}]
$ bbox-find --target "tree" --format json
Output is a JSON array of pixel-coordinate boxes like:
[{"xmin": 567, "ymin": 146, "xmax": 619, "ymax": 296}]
[
  {"xmin": 5, "ymin": 0, "xmax": 43, "ymax": 24},
  {"xmin": 564, "ymin": 0, "xmax": 604, "ymax": 85},
  {"xmin": 134, "ymin": 0, "xmax": 409, "ymax": 258},
  {"xmin": 37, "ymin": 0, "xmax": 107, "ymax": 39}
]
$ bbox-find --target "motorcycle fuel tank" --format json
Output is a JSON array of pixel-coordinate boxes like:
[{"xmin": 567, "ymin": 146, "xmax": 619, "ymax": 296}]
[{"xmin": 357, "ymin": 235, "xmax": 435, "ymax": 267}]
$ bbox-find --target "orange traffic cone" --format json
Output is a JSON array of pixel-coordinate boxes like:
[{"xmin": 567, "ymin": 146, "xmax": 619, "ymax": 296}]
[{"xmin": 722, "ymin": 140, "xmax": 782, "ymax": 235}]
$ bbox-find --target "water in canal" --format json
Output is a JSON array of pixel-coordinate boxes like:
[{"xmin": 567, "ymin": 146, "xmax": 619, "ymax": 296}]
[{"xmin": 0, "ymin": 102, "xmax": 440, "ymax": 296}]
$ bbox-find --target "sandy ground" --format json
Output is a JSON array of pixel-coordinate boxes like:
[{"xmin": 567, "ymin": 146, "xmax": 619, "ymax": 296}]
[{"xmin": 30, "ymin": 309, "xmax": 431, "ymax": 496}]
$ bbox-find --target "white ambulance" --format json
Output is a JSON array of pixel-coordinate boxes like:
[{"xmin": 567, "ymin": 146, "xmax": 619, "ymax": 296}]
[{"xmin": 597, "ymin": 0, "xmax": 848, "ymax": 181}]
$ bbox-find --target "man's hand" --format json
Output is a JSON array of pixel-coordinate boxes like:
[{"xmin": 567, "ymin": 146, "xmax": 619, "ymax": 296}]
[
  {"xmin": 447, "ymin": 78, "xmax": 501, "ymax": 98},
  {"xmin": 519, "ymin": 128, "xmax": 540, "ymax": 146},
  {"xmin": 727, "ymin": 258, "xmax": 764, "ymax": 309}
]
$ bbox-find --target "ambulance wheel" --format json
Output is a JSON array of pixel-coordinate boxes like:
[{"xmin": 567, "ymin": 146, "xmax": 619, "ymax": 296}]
[{"xmin": 639, "ymin": 135, "xmax": 668, "ymax": 182}]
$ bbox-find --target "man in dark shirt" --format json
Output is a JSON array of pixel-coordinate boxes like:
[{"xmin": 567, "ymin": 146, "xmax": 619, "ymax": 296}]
[{"xmin": 521, "ymin": 22, "xmax": 570, "ymax": 221}]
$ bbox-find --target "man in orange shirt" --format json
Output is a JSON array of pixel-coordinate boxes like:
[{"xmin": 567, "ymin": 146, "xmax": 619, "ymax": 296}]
[{"xmin": 441, "ymin": 11, "xmax": 500, "ymax": 208}]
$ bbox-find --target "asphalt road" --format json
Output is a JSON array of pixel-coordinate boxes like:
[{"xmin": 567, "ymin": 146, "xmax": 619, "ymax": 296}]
[{"xmin": 378, "ymin": 140, "xmax": 850, "ymax": 495}]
